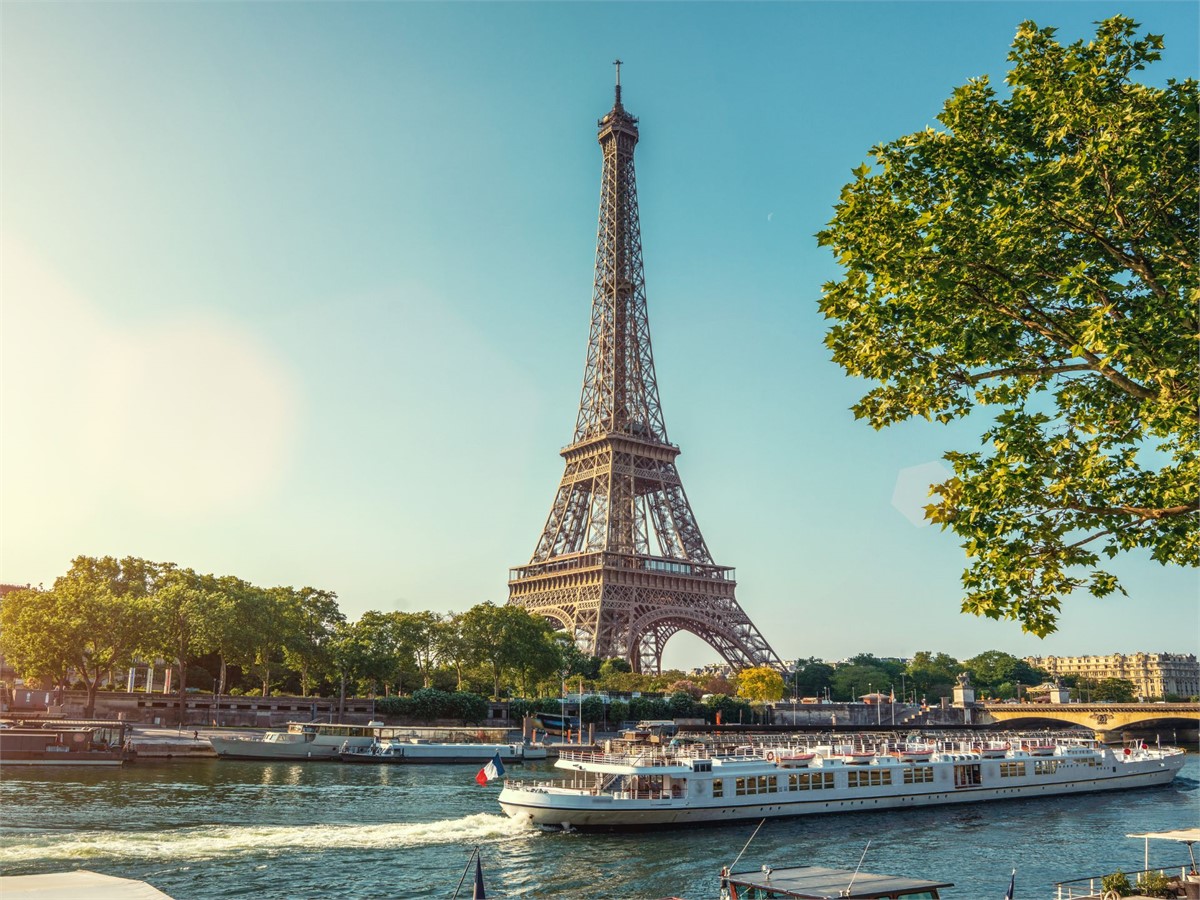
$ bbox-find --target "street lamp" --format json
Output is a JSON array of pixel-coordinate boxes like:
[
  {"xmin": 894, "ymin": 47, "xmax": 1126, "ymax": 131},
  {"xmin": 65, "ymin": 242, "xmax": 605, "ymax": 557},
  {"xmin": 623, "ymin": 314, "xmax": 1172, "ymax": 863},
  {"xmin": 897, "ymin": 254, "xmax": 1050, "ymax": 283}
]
[{"xmin": 560, "ymin": 669, "xmax": 569, "ymax": 743}]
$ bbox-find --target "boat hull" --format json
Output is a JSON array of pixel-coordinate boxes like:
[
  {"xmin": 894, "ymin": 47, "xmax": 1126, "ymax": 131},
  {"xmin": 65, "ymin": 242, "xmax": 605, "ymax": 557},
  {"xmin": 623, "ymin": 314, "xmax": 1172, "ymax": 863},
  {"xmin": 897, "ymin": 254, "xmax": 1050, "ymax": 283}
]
[
  {"xmin": 341, "ymin": 743, "xmax": 545, "ymax": 765},
  {"xmin": 208, "ymin": 736, "xmax": 342, "ymax": 760},
  {"xmin": 0, "ymin": 752, "xmax": 125, "ymax": 766}
]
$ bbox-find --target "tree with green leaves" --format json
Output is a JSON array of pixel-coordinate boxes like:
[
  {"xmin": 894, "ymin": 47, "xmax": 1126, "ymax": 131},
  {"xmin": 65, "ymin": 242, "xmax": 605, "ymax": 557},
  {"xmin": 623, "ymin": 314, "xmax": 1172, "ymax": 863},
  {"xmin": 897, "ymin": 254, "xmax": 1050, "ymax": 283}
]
[
  {"xmin": 599, "ymin": 657, "xmax": 632, "ymax": 679},
  {"xmin": 459, "ymin": 603, "xmax": 557, "ymax": 699},
  {"xmin": 234, "ymin": 586, "xmax": 295, "ymax": 697},
  {"xmin": 580, "ymin": 695, "xmax": 607, "ymax": 726},
  {"xmin": 346, "ymin": 610, "xmax": 412, "ymax": 696},
  {"xmin": 281, "ymin": 587, "xmax": 345, "ymax": 697},
  {"xmin": 791, "ymin": 658, "xmax": 835, "ymax": 699},
  {"xmin": 964, "ymin": 650, "xmax": 1046, "ymax": 695},
  {"xmin": 818, "ymin": 17, "xmax": 1198, "ymax": 637},
  {"xmin": 433, "ymin": 612, "xmax": 471, "ymax": 691},
  {"xmin": 1085, "ymin": 676, "xmax": 1138, "ymax": 702},
  {"xmin": 151, "ymin": 565, "xmax": 217, "ymax": 721},
  {"xmin": 503, "ymin": 608, "xmax": 560, "ymax": 699},
  {"xmin": 40, "ymin": 556, "xmax": 158, "ymax": 717},
  {"xmin": 196, "ymin": 575, "xmax": 257, "ymax": 698},
  {"xmin": 905, "ymin": 651, "xmax": 961, "ymax": 700},
  {"xmin": 0, "ymin": 586, "xmax": 75, "ymax": 691},
  {"xmin": 830, "ymin": 663, "xmax": 894, "ymax": 702},
  {"xmin": 395, "ymin": 611, "xmax": 443, "ymax": 689}
]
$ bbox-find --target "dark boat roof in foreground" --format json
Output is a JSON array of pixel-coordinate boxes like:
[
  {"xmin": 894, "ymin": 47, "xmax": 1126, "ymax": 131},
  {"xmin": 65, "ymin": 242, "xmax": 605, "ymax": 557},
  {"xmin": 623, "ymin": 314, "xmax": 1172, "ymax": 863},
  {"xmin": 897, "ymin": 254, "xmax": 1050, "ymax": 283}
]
[{"xmin": 726, "ymin": 864, "xmax": 953, "ymax": 899}]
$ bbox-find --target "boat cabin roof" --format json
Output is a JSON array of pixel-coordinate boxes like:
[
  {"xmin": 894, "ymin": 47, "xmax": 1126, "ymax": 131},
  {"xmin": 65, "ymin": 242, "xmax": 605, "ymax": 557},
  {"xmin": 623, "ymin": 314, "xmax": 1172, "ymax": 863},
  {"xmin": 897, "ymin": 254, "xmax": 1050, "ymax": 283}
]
[{"xmin": 726, "ymin": 865, "xmax": 952, "ymax": 899}]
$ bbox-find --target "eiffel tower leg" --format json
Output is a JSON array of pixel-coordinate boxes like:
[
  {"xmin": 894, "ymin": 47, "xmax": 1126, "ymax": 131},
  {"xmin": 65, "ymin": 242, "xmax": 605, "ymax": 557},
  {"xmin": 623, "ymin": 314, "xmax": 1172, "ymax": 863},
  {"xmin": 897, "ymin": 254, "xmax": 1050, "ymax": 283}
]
[{"xmin": 634, "ymin": 622, "xmax": 681, "ymax": 676}]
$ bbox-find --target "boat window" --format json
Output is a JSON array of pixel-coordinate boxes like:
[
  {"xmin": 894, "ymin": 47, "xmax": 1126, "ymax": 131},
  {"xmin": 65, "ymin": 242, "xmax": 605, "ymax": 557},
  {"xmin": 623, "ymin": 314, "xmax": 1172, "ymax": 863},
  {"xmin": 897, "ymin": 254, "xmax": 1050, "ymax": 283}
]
[
  {"xmin": 953, "ymin": 764, "xmax": 982, "ymax": 787},
  {"xmin": 712, "ymin": 779, "xmax": 723, "ymax": 798},
  {"xmin": 1035, "ymin": 760, "xmax": 1059, "ymax": 775},
  {"xmin": 787, "ymin": 772, "xmax": 834, "ymax": 791},
  {"xmin": 848, "ymin": 769, "xmax": 893, "ymax": 787},
  {"xmin": 903, "ymin": 766, "xmax": 934, "ymax": 784},
  {"xmin": 1000, "ymin": 762, "xmax": 1026, "ymax": 778}
]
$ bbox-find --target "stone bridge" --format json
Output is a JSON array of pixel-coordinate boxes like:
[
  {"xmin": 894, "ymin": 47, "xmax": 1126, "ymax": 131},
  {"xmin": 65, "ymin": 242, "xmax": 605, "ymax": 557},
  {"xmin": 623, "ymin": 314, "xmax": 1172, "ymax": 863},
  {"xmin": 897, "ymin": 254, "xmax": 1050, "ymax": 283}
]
[{"xmin": 979, "ymin": 701, "xmax": 1200, "ymax": 740}]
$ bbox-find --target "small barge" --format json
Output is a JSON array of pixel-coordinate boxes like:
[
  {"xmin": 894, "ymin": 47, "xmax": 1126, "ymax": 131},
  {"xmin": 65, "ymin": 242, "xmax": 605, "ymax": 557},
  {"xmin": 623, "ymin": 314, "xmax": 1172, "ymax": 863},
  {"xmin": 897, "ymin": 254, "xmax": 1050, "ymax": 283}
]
[{"xmin": 0, "ymin": 725, "xmax": 127, "ymax": 766}]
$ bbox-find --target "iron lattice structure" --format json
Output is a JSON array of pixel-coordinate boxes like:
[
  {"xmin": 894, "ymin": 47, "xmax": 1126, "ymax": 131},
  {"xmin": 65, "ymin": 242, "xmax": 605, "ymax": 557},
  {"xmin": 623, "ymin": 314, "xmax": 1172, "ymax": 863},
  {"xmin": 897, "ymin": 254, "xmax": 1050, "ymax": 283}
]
[{"xmin": 508, "ymin": 67, "xmax": 783, "ymax": 674}]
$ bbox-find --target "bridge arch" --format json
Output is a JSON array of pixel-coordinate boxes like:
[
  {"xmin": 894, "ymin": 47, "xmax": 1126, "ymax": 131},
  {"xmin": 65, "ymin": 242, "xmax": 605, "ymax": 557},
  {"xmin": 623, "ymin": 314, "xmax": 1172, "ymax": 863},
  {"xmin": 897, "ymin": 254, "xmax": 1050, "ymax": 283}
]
[{"xmin": 981, "ymin": 702, "xmax": 1200, "ymax": 735}]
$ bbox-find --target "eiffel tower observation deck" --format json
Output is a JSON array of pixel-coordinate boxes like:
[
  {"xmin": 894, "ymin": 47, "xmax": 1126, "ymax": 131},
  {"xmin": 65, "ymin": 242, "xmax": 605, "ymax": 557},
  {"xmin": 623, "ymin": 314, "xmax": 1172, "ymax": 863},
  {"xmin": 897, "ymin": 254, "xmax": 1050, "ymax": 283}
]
[{"xmin": 508, "ymin": 64, "xmax": 783, "ymax": 674}]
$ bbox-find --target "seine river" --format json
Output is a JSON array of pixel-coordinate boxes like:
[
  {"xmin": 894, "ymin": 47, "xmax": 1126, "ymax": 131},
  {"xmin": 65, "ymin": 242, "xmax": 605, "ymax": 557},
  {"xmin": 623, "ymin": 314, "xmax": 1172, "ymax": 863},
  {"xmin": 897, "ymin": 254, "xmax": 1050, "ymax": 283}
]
[{"xmin": 1, "ymin": 754, "xmax": 1196, "ymax": 898}]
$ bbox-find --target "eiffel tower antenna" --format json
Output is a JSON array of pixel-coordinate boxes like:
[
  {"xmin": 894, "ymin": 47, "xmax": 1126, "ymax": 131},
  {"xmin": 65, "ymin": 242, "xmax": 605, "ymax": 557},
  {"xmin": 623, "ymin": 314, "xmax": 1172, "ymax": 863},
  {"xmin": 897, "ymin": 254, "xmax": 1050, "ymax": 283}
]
[{"xmin": 507, "ymin": 72, "xmax": 783, "ymax": 675}]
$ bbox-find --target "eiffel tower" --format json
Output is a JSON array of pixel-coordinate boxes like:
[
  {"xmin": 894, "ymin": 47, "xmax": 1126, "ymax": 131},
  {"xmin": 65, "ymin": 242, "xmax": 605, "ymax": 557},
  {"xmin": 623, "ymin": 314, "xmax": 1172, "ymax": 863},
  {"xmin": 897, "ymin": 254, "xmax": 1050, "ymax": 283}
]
[{"xmin": 508, "ymin": 64, "xmax": 783, "ymax": 674}]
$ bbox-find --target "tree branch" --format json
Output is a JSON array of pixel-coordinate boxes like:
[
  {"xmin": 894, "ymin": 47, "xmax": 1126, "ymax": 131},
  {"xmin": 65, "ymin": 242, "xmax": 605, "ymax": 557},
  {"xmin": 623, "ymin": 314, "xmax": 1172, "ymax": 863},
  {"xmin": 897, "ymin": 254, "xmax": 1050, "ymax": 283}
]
[
  {"xmin": 955, "ymin": 271, "xmax": 1159, "ymax": 402},
  {"xmin": 1050, "ymin": 208, "xmax": 1170, "ymax": 301},
  {"xmin": 965, "ymin": 362, "xmax": 1095, "ymax": 385},
  {"xmin": 1060, "ymin": 500, "xmax": 1199, "ymax": 520}
]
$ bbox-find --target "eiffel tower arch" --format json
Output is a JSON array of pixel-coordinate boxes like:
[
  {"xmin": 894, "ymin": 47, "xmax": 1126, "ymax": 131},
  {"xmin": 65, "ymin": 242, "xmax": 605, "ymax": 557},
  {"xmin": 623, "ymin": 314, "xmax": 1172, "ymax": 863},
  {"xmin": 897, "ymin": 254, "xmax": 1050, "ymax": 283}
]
[{"xmin": 507, "ymin": 64, "xmax": 783, "ymax": 675}]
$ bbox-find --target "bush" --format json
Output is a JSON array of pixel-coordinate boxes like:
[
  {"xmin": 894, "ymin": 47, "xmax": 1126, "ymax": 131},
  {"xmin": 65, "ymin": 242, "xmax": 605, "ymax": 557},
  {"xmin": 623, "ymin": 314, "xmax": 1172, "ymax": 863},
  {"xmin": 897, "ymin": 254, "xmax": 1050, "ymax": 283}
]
[
  {"xmin": 375, "ymin": 696, "xmax": 413, "ymax": 718},
  {"xmin": 1136, "ymin": 870, "xmax": 1174, "ymax": 898},
  {"xmin": 375, "ymin": 690, "xmax": 489, "ymax": 723},
  {"xmin": 580, "ymin": 696, "xmax": 606, "ymax": 726},
  {"xmin": 607, "ymin": 700, "xmax": 629, "ymax": 725},
  {"xmin": 1101, "ymin": 871, "xmax": 1133, "ymax": 897},
  {"xmin": 703, "ymin": 693, "xmax": 753, "ymax": 725},
  {"xmin": 450, "ymin": 692, "xmax": 489, "ymax": 724}
]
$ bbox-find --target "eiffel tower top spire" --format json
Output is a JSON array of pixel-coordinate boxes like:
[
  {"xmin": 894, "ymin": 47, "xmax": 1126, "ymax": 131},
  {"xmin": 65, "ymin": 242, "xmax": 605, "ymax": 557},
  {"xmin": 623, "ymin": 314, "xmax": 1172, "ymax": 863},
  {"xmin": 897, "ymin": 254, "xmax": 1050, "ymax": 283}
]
[{"xmin": 578, "ymin": 66, "xmax": 663, "ymax": 451}]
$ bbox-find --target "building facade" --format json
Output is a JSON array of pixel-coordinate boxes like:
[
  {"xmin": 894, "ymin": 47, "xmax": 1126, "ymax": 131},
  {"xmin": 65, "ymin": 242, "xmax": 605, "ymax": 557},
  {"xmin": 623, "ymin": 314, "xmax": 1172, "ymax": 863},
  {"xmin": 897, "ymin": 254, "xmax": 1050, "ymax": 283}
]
[{"xmin": 1024, "ymin": 652, "xmax": 1200, "ymax": 699}]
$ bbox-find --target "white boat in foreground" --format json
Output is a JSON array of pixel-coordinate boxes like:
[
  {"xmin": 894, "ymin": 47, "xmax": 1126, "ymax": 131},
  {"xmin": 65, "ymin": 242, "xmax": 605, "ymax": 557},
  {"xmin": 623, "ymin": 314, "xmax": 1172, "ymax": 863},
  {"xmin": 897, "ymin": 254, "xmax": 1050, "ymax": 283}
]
[{"xmin": 497, "ymin": 736, "xmax": 1186, "ymax": 830}]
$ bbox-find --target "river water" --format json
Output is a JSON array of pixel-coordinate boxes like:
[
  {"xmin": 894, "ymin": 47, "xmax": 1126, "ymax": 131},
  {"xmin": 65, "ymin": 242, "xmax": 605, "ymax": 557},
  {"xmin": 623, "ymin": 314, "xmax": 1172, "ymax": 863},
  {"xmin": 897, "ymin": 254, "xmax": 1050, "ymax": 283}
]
[{"xmin": 1, "ymin": 754, "xmax": 1196, "ymax": 899}]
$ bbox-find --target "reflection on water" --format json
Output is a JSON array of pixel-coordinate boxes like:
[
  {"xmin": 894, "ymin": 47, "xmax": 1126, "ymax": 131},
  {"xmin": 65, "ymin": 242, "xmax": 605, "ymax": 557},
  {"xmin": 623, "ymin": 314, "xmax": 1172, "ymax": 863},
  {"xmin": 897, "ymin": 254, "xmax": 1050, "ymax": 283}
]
[{"xmin": 0, "ymin": 756, "xmax": 1196, "ymax": 899}]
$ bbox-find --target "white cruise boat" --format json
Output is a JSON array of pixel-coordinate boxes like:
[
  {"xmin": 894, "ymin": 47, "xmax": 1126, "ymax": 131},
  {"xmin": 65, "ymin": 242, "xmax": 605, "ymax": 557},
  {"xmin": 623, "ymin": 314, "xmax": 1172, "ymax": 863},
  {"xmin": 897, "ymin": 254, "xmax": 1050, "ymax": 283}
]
[{"xmin": 497, "ymin": 736, "xmax": 1186, "ymax": 830}]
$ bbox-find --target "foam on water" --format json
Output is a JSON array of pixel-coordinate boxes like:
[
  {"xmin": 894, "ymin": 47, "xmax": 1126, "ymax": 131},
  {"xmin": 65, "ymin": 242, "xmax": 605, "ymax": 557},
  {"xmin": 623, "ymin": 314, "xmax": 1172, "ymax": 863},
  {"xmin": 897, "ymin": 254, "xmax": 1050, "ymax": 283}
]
[{"xmin": 0, "ymin": 813, "xmax": 522, "ymax": 864}]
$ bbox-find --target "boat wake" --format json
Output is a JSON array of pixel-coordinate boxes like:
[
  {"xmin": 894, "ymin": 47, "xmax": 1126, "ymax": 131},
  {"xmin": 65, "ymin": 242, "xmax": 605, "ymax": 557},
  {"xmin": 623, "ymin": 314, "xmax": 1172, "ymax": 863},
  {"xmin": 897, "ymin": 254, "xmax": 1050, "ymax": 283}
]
[{"xmin": 0, "ymin": 813, "xmax": 523, "ymax": 864}]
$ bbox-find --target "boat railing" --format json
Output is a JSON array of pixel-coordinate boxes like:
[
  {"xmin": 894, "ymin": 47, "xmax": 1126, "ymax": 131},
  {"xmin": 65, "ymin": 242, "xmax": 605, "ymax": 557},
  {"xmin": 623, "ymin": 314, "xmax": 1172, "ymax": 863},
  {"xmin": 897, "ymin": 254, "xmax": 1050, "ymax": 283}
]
[
  {"xmin": 1053, "ymin": 863, "xmax": 1196, "ymax": 899},
  {"xmin": 558, "ymin": 747, "xmax": 710, "ymax": 767}
]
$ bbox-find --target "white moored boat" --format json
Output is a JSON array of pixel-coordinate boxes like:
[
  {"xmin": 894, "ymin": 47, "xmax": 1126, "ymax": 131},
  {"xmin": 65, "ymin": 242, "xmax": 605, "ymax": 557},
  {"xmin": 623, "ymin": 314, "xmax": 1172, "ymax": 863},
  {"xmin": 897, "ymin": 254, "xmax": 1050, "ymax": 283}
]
[
  {"xmin": 340, "ymin": 738, "xmax": 547, "ymax": 764},
  {"xmin": 209, "ymin": 721, "xmax": 387, "ymax": 760},
  {"xmin": 497, "ymin": 735, "xmax": 1186, "ymax": 830}
]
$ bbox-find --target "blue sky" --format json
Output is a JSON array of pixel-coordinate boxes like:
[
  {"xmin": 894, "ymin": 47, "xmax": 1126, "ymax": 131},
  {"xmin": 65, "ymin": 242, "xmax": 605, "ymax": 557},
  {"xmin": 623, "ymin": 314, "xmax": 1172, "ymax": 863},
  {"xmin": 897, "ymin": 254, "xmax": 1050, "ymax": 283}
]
[{"xmin": 2, "ymin": 2, "xmax": 1196, "ymax": 670}]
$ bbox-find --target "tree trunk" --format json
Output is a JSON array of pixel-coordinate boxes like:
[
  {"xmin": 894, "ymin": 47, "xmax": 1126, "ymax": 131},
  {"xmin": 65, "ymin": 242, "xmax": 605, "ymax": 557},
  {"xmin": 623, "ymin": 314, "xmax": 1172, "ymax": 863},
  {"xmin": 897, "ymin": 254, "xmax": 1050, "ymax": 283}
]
[
  {"xmin": 338, "ymin": 673, "xmax": 346, "ymax": 723},
  {"xmin": 83, "ymin": 668, "xmax": 101, "ymax": 719},
  {"xmin": 218, "ymin": 658, "xmax": 228, "ymax": 695}
]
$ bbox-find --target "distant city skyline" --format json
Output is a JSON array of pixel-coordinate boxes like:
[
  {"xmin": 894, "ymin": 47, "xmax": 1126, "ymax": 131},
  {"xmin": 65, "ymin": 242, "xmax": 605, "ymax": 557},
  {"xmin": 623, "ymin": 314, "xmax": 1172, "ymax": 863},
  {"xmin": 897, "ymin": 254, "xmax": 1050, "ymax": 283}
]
[{"xmin": 3, "ymin": 2, "xmax": 1196, "ymax": 669}]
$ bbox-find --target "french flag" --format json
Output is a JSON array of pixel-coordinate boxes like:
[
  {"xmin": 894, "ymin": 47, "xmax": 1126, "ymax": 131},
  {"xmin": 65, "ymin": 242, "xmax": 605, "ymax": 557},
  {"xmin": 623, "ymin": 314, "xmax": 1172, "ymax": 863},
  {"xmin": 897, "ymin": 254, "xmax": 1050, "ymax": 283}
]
[{"xmin": 475, "ymin": 752, "xmax": 506, "ymax": 786}]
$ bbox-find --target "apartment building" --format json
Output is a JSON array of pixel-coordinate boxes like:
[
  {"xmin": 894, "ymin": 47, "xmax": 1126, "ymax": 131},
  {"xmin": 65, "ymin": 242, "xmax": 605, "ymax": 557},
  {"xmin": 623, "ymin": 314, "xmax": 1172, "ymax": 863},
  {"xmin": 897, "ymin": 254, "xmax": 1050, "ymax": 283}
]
[{"xmin": 1024, "ymin": 652, "xmax": 1200, "ymax": 699}]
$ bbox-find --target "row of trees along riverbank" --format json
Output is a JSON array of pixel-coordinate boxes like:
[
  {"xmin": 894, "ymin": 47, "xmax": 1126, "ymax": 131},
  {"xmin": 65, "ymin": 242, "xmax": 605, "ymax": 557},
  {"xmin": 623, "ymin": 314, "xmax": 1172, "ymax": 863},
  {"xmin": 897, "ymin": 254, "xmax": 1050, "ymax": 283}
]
[{"xmin": 3, "ymin": 556, "xmax": 1161, "ymax": 724}]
